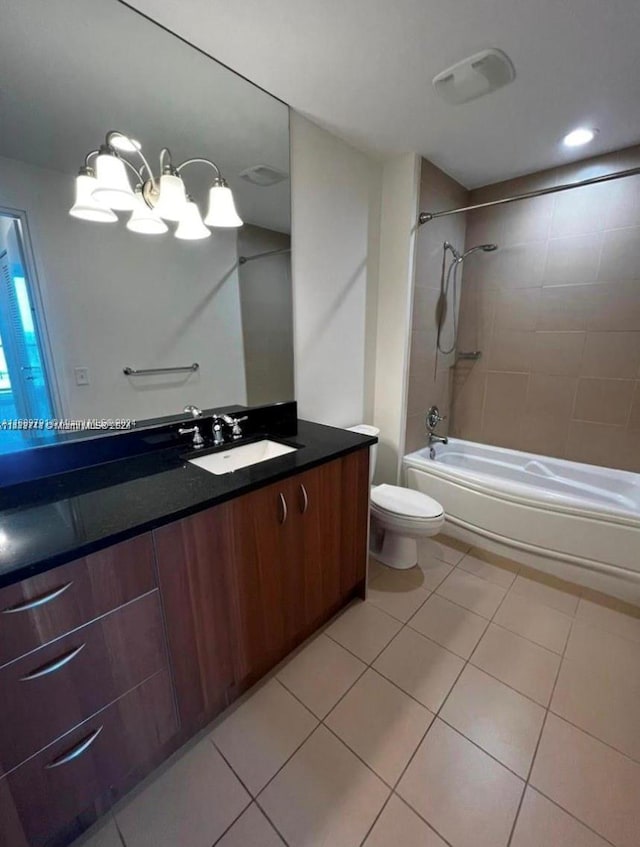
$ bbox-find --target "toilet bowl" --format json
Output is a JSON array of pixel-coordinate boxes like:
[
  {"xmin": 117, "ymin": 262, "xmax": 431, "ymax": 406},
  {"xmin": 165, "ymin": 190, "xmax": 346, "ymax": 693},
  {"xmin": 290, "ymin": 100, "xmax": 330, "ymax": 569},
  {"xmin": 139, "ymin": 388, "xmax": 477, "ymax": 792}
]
[{"xmin": 347, "ymin": 425, "xmax": 445, "ymax": 570}]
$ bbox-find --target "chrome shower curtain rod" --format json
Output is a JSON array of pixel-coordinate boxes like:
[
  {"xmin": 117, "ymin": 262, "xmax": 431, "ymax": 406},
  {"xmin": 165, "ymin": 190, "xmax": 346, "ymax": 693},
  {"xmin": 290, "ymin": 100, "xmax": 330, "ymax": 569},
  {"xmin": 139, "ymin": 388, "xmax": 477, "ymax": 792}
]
[
  {"xmin": 238, "ymin": 247, "xmax": 291, "ymax": 264},
  {"xmin": 418, "ymin": 164, "xmax": 640, "ymax": 225}
]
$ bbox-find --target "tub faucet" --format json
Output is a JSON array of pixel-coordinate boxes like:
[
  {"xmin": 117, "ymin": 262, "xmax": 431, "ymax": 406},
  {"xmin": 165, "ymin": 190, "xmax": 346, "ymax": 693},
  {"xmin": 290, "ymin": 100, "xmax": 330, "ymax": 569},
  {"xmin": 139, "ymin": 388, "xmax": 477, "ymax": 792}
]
[
  {"xmin": 427, "ymin": 432, "xmax": 448, "ymax": 446},
  {"xmin": 426, "ymin": 405, "xmax": 448, "ymax": 446}
]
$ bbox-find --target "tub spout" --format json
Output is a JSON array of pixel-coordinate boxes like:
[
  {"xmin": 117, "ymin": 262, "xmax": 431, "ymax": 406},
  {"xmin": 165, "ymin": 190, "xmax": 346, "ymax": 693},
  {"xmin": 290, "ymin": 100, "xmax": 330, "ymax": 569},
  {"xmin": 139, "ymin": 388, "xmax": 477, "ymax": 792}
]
[{"xmin": 427, "ymin": 433, "xmax": 448, "ymax": 446}]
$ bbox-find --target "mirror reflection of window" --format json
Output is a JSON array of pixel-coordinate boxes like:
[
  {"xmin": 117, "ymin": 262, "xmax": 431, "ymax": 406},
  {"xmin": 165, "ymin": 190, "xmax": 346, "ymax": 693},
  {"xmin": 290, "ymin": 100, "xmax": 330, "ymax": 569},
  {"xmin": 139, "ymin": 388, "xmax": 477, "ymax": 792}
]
[{"xmin": 0, "ymin": 213, "xmax": 56, "ymax": 453}]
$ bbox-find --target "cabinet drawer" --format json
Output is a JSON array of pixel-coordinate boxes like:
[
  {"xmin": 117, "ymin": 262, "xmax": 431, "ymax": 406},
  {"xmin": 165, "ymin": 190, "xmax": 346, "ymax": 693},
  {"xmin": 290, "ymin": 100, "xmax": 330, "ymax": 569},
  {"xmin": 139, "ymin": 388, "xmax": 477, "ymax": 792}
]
[
  {"xmin": 1, "ymin": 669, "xmax": 177, "ymax": 847},
  {"xmin": 0, "ymin": 590, "xmax": 167, "ymax": 775},
  {"xmin": 0, "ymin": 534, "xmax": 155, "ymax": 666}
]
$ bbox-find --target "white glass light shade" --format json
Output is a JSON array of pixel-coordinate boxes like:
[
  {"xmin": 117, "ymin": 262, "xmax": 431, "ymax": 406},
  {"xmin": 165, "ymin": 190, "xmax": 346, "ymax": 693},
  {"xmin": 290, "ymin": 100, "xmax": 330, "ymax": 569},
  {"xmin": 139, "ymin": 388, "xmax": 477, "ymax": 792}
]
[
  {"xmin": 126, "ymin": 189, "xmax": 168, "ymax": 235},
  {"xmin": 153, "ymin": 174, "xmax": 188, "ymax": 221},
  {"xmin": 204, "ymin": 184, "xmax": 243, "ymax": 228},
  {"xmin": 563, "ymin": 127, "xmax": 596, "ymax": 147},
  {"xmin": 175, "ymin": 200, "xmax": 211, "ymax": 240},
  {"xmin": 69, "ymin": 173, "xmax": 118, "ymax": 222},
  {"xmin": 92, "ymin": 154, "xmax": 136, "ymax": 210}
]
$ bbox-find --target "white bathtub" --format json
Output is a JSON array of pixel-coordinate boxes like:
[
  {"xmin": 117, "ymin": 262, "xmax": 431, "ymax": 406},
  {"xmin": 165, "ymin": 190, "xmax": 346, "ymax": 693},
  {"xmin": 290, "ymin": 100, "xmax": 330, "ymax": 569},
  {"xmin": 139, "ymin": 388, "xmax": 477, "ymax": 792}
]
[{"xmin": 404, "ymin": 439, "xmax": 640, "ymax": 605}]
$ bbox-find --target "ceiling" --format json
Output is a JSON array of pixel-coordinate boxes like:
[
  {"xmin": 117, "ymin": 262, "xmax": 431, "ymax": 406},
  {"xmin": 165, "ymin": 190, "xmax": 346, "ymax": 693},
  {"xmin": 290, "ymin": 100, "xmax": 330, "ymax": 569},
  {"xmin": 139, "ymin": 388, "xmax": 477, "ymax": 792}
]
[
  {"xmin": 0, "ymin": 0, "xmax": 291, "ymax": 232},
  {"xmin": 126, "ymin": 0, "xmax": 640, "ymax": 188}
]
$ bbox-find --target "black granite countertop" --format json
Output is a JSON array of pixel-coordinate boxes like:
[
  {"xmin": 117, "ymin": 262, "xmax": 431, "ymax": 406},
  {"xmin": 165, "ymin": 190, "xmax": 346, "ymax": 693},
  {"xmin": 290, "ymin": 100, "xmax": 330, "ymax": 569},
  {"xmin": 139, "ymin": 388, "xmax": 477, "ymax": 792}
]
[{"xmin": 0, "ymin": 419, "xmax": 376, "ymax": 588}]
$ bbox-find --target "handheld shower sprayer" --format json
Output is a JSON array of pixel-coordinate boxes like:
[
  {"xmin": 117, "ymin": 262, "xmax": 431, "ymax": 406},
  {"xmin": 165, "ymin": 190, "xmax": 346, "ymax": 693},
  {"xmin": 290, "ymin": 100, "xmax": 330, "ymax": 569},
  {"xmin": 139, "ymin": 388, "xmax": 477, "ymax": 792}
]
[{"xmin": 436, "ymin": 241, "xmax": 498, "ymax": 355}]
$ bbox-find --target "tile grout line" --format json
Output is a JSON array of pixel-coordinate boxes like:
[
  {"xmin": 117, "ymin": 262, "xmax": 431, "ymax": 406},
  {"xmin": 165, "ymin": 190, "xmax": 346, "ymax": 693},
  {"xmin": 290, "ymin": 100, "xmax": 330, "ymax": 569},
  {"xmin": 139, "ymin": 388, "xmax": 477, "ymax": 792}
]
[
  {"xmin": 208, "ymin": 557, "xmax": 631, "ymax": 847},
  {"xmin": 505, "ymin": 594, "xmax": 574, "ymax": 847}
]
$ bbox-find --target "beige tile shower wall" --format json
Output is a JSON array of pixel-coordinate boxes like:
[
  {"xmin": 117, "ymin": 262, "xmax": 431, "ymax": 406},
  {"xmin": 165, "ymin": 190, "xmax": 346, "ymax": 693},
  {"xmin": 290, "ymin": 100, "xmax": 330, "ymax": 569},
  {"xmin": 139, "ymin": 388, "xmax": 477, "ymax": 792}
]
[
  {"xmin": 452, "ymin": 145, "xmax": 640, "ymax": 472},
  {"xmin": 405, "ymin": 160, "xmax": 468, "ymax": 454}
]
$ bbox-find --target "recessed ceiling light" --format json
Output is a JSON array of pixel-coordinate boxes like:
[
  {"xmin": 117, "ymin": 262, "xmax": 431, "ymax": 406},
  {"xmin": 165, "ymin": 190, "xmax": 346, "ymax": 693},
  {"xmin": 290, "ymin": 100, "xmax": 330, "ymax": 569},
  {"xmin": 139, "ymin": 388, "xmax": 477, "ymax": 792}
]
[{"xmin": 563, "ymin": 127, "xmax": 598, "ymax": 148}]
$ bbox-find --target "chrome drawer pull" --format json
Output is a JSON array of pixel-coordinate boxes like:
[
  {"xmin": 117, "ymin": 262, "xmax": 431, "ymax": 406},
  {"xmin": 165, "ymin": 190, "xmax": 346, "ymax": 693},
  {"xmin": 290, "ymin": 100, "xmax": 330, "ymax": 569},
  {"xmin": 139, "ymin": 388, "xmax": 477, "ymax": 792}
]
[
  {"xmin": 45, "ymin": 726, "xmax": 103, "ymax": 769},
  {"xmin": 300, "ymin": 484, "xmax": 309, "ymax": 514},
  {"xmin": 3, "ymin": 581, "xmax": 73, "ymax": 614},
  {"xmin": 278, "ymin": 492, "xmax": 288, "ymax": 525},
  {"xmin": 20, "ymin": 643, "xmax": 86, "ymax": 681}
]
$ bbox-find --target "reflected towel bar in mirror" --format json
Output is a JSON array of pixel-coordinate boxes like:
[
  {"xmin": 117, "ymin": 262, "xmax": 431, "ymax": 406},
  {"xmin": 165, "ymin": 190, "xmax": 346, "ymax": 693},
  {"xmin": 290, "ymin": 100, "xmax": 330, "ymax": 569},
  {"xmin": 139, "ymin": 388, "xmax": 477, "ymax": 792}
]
[{"xmin": 123, "ymin": 363, "xmax": 199, "ymax": 376}]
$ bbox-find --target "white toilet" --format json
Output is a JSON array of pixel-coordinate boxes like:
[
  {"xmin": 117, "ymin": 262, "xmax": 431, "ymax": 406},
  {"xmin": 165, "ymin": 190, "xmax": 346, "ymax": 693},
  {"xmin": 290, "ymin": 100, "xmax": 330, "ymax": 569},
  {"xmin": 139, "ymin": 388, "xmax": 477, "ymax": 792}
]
[{"xmin": 348, "ymin": 425, "xmax": 445, "ymax": 570}]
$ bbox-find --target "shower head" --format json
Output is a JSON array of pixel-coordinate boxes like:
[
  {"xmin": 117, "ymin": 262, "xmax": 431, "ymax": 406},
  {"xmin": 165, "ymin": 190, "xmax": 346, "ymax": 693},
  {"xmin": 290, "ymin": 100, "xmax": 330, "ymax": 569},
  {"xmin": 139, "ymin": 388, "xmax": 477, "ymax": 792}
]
[{"xmin": 461, "ymin": 243, "xmax": 498, "ymax": 259}]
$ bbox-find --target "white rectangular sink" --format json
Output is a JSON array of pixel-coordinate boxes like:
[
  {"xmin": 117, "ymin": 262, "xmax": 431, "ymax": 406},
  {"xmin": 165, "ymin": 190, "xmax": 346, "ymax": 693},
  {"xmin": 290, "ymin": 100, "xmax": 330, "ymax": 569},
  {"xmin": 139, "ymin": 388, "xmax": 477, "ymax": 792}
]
[{"xmin": 188, "ymin": 439, "xmax": 298, "ymax": 475}]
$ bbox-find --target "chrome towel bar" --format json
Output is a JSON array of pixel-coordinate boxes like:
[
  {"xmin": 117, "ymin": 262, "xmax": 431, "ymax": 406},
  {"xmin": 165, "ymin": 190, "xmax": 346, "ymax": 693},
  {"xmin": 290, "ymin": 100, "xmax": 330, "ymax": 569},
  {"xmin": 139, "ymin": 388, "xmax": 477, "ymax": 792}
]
[{"xmin": 123, "ymin": 363, "xmax": 199, "ymax": 376}]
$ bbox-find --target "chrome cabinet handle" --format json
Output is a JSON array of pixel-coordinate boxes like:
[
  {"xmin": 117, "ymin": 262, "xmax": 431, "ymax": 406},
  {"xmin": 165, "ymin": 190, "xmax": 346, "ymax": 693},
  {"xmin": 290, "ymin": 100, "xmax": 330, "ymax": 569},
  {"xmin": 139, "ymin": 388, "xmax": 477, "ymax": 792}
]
[
  {"xmin": 20, "ymin": 643, "xmax": 86, "ymax": 681},
  {"xmin": 300, "ymin": 484, "xmax": 309, "ymax": 514},
  {"xmin": 2, "ymin": 581, "xmax": 73, "ymax": 614},
  {"xmin": 45, "ymin": 725, "xmax": 103, "ymax": 770},
  {"xmin": 278, "ymin": 492, "xmax": 288, "ymax": 525}
]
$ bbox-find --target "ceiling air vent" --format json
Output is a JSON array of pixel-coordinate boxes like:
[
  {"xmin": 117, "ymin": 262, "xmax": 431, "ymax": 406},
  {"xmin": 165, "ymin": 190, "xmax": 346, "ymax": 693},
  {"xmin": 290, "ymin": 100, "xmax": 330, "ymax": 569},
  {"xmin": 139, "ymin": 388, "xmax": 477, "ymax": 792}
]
[
  {"xmin": 239, "ymin": 164, "xmax": 289, "ymax": 187},
  {"xmin": 432, "ymin": 48, "xmax": 515, "ymax": 105}
]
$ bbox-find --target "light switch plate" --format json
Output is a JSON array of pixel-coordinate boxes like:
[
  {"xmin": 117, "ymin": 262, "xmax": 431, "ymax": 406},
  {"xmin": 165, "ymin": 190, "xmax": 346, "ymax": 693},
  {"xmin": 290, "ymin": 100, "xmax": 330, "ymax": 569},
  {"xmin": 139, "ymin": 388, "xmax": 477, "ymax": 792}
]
[{"xmin": 74, "ymin": 367, "xmax": 90, "ymax": 386}]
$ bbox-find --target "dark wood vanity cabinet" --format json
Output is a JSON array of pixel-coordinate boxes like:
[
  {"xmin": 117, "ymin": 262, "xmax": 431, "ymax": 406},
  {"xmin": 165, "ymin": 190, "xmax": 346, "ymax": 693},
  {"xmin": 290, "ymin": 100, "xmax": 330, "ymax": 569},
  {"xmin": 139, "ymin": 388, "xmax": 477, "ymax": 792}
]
[
  {"xmin": 0, "ymin": 447, "xmax": 369, "ymax": 846},
  {"xmin": 154, "ymin": 502, "xmax": 237, "ymax": 731},
  {"xmin": 229, "ymin": 449, "xmax": 369, "ymax": 690}
]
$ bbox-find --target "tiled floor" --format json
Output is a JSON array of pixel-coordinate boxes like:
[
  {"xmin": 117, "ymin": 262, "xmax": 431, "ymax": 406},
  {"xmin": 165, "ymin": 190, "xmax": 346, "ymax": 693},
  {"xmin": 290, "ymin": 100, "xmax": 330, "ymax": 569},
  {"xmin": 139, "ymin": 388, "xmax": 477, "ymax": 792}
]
[{"xmin": 75, "ymin": 534, "xmax": 640, "ymax": 847}]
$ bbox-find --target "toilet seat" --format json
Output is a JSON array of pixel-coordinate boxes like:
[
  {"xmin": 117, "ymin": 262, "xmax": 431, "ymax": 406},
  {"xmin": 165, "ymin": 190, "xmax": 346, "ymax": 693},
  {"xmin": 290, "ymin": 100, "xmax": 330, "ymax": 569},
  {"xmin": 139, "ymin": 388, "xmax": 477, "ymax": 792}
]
[{"xmin": 371, "ymin": 484, "xmax": 443, "ymax": 520}]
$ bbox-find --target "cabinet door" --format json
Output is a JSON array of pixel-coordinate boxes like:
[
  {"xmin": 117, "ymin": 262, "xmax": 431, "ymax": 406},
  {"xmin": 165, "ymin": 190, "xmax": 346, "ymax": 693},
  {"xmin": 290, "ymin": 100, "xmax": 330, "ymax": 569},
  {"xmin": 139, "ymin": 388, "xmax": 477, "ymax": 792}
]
[
  {"xmin": 229, "ymin": 478, "xmax": 296, "ymax": 688},
  {"xmin": 154, "ymin": 504, "xmax": 236, "ymax": 732},
  {"xmin": 293, "ymin": 448, "xmax": 369, "ymax": 632}
]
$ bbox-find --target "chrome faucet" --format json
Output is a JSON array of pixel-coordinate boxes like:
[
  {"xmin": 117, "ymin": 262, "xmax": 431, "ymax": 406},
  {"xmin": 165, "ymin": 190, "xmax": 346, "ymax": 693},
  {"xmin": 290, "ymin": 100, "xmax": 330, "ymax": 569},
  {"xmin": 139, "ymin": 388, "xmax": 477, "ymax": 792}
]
[
  {"xmin": 183, "ymin": 404, "xmax": 203, "ymax": 418},
  {"xmin": 213, "ymin": 413, "xmax": 249, "ymax": 442},
  {"xmin": 426, "ymin": 405, "xmax": 448, "ymax": 446}
]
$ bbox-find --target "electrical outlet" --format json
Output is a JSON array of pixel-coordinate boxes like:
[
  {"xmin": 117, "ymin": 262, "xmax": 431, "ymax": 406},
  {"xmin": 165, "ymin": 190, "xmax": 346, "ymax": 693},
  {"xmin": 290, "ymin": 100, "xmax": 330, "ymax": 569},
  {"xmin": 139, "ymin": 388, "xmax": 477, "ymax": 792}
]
[{"xmin": 74, "ymin": 367, "xmax": 90, "ymax": 386}]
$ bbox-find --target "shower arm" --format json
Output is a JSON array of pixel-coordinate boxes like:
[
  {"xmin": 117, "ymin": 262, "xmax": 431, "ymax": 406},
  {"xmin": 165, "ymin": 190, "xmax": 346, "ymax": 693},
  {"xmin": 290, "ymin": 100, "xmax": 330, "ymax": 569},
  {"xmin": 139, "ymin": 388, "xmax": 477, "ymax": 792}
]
[{"xmin": 418, "ymin": 164, "xmax": 640, "ymax": 224}]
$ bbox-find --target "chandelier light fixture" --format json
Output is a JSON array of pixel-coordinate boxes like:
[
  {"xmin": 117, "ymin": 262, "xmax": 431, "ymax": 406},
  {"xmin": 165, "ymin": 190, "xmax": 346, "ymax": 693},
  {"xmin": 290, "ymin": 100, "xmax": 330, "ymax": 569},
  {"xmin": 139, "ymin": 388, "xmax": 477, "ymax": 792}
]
[{"xmin": 69, "ymin": 130, "xmax": 243, "ymax": 239}]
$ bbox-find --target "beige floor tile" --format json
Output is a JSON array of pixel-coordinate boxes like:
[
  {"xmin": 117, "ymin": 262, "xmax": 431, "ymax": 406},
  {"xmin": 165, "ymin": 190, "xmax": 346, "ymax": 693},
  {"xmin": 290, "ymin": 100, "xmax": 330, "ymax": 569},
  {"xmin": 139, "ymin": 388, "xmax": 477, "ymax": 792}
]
[
  {"xmin": 277, "ymin": 634, "xmax": 365, "ymax": 718},
  {"xmin": 531, "ymin": 714, "xmax": 640, "ymax": 847},
  {"xmin": 211, "ymin": 679, "xmax": 317, "ymax": 795},
  {"xmin": 551, "ymin": 658, "xmax": 640, "ymax": 762},
  {"xmin": 511, "ymin": 787, "xmax": 611, "ymax": 847},
  {"xmin": 440, "ymin": 665, "xmax": 545, "ymax": 777},
  {"xmin": 565, "ymin": 621, "xmax": 640, "ymax": 690},
  {"xmin": 363, "ymin": 794, "xmax": 448, "ymax": 847},
  {"xmin": 416, "ymin": 554, "xmax": 453, "ymax": 591},
  {"xmin": 72, "ymin": 816, "xmax": 122, "ymax": 847},
  {"xmin": 326, "ymin": 669, "xmax": 434, "ymax": 785},
  {"xmin": 373, "ymin": 627, "xmax": 464, "ymax": 712},
  {"xmin": 258, "ymin": 726, "xmax": 389, "ymax": 847},
  {"xmin": 436, "ymin": 568, "xmax": 507, "ymax": 619},
  {"xmin": 419, "ymin": 534, "xmax": 470, "ymax": 566},
  {"xmin": 116, "ymin": 740, "xmax": 250, "ymax": 847},
  {"xmin": 576, "ymin": 597, "xmax": 640, "ymax": 644},
  {"xmin": 367, "ymin": 568, "xmax": 432, "ymax": 622},
  {"xmin": 510, "ymin": 573, "xmax": 580, "ymax": 616},
  {"xmin": 325, "ymin": 600, "xmax": 402, "ymax": 663},
  {"xmin": 368, "ymin": 556, "xmax": 388, "ymax": 582},
  {"xmin": 471, "ymin": 624, "xmax": 560, "ymax": 706},
  {"xmin": 457, "ymin": 552, "xmax": 518, "ymax": 588},
  {"xmin": 397, "ymin": 719, "xmax": 524, "ymax": 847},
  {"xmin": 409, "ymin": 593, "xmax": 488, "ymax": 659},
  {"xmin": 494, "ymin": 591, "xmax": 572, "ymax": 654},
  {"xmin": 215, "ymin": 804, "xmax": 284, "ymax": 846}
]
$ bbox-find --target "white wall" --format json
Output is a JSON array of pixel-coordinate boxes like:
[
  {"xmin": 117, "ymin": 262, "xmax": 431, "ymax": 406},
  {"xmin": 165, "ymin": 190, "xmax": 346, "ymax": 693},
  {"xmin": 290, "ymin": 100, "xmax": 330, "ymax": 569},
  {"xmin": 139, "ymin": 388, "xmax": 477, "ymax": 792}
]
[
  {"xmin": 0, "ymin": 155, "xmax": 247, "ymax": 421},
  {"xmin": 372, "ymin": 154, "xmax": 421, "ymax": 483},
  {"xmin": 290, "ymin": 112, "xmax": 381, "ymax": 428}
]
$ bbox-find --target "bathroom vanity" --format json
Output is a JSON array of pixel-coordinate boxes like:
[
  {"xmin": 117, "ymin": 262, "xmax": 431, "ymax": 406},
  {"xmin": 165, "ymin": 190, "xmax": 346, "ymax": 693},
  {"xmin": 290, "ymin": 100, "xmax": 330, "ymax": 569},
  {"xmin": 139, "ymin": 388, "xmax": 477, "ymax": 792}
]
[{"xmin": 0, "ymin": 411, "xmax": 374, "ymax": 847}]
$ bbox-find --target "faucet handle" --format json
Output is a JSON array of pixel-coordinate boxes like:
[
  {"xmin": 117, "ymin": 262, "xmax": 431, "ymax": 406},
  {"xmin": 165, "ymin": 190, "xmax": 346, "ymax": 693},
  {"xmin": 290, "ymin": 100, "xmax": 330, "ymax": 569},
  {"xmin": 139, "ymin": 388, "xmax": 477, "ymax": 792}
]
[
  {"xmin": 426, "ymin": 405, "xmax": 447, "ymax": 432},
  {"xmin": 230, "ymin": 415, "xmax": 248, "ymax": 440}
]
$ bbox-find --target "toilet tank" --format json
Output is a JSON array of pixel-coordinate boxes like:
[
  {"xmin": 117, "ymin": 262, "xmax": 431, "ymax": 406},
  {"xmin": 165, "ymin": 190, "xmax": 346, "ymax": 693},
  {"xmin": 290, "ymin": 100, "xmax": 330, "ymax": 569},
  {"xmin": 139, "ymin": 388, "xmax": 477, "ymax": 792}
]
[{"xmin": 347, "ymin": 424, "xmax": 380, "ymax": 484}]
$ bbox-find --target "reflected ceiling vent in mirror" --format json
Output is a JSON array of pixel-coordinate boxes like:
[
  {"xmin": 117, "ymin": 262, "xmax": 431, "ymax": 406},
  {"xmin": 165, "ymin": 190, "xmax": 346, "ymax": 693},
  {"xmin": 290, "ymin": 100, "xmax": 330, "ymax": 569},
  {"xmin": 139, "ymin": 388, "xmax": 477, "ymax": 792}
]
[
  {"xmin": 239, "ymin": 164, "xmax": 289, "ymax": 187},
  {"xmin": 69, "ymin": 130, "xmax": 243, "ymax": 239},
  {"xmin": 432, "ymin": 49, "xmax": 515, "ymax": 105}
]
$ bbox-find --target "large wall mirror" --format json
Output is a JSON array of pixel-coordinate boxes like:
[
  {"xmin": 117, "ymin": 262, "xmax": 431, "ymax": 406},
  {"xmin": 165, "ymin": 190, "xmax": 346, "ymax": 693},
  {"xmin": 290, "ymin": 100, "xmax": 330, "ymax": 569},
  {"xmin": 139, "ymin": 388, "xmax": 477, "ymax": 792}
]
[{"xmin": 0, "ymin": 0, "xmax": 292, "ymax": 456}]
